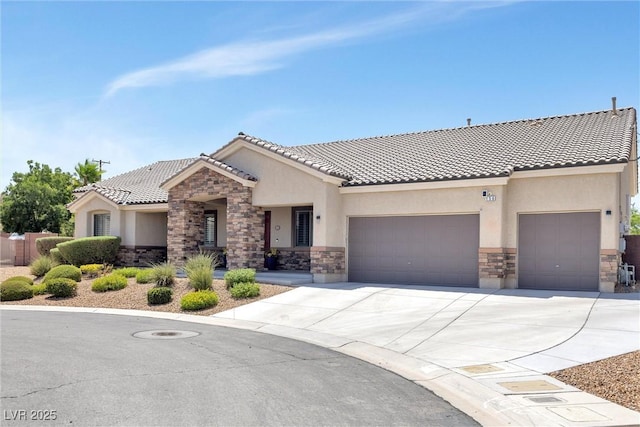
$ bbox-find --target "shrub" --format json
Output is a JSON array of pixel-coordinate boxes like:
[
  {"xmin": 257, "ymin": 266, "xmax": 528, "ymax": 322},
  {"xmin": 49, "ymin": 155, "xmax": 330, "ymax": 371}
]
[
  {"xmin": 135, "ymin": 269, "xmax": 154, "ymax": 284},
  {"xmin": 180, "ymin": 290, "xmax": 219, "ymax": 311},
  {"xmin": 3, "ymin": 276, "xmax": 34, "ymax": 286},
  {"xmin": 56, "ymin": 236, "xmax": 121, "ymax": 266},
  {"xmin": 30, "ymin": 255, "xmax": 56, "ymax": 277},
  {"xmin": 184, "ymin": 252, "xmax": 218, "ymax": 273},
  {"xmin": 49, "ymin": 248, "xmax": 67, "ymax": 265},
  {"xmin": 35, "ymin": 236, "xmax": 74, "ymax": 256},
  {"xmin": 91, "ymin": 274, "xmax": 128, "ymax": 292},
  {"xmin": 224, "ymin": 268, "xmax": 256, "ymax": 289},
  {"xmin": 114, "ymin": 267, "xmax": 139, "ymax": 278},
  {"xmin": 147, "ymin": 287, "xmax": 173, "ymax": 305},
  {"xmin": 80, "ymin": 264, "xmax": 104, "ymax": 278},
  {"xmin": 150, "ymin": 262, "xmax": 176, "ymax": 287},
  {"xmin": 188, "ymin": 267, "xmax": 213, "ymax": 291},
  {"xmin": 230, "ymin": 282, "xmax": 261, "ymax": 299},
  {"xmin": 45, "ymin": 278, "xmax": 77, "ymax": 298},
  {"xmin": 31, "ymin": 283, "xmax": 48, "ymax": 296},
  {"xmin": 43, "ymin": 265, "xmax": 82, "ymax": 282},
  {"xmin": 0, "ymin": 281, "xmax": 33, "ymax": 301}
]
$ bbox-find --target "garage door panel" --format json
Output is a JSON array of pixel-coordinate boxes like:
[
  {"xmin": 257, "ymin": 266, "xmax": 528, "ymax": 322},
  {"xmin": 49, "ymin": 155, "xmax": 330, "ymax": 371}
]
[
  {"xmin": 349, "ymin": 215, "xmax": 479, "ymax": 287},
  {"xmin": 519, "ymin": 212, "xmax": 599, "ymax": 291}
]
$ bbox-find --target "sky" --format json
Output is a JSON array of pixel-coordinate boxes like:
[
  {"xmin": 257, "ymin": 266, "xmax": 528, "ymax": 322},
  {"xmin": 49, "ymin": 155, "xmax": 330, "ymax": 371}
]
[{"xmin": 1, "ymin": 1, "xmax": 639, "ymax": 190}]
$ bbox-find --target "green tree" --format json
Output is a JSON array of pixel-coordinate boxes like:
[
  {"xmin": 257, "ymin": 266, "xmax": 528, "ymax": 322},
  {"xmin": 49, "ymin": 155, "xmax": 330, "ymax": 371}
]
[
  {"xmin": 631, "ymin": 204, "xmax": 640, "ymax": 235},
  {"xmin": 0, "ymin": 161, "xmax": 75, "ymax": 235},
  {"xmin": 74, "ymin": 159, "xmax": 102, "ymax": 186}
]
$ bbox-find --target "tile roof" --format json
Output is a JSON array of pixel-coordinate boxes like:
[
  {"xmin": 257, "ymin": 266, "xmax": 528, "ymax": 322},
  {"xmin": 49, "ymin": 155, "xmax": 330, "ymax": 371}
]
[
  {"xmin": 237, "ymin": 107, "xmax": 636, "ymax": 186},
  {"xmin": 73, "ymin": 158, "xmax": 196, "ymax": 205},
  {"xmin": 196, "ymin": 154, "xmax": 258, "ymax": 182}
]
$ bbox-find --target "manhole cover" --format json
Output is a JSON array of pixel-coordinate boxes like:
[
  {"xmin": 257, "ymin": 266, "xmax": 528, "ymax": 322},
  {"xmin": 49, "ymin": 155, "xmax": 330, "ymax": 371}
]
[{"xmin": 132, "ymin": 330, "xmax": 200, "ymax": 340}]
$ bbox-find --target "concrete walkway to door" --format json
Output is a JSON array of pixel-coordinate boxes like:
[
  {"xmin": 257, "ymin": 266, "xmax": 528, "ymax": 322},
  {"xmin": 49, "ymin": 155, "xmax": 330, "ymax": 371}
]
[{"xmin": 213, "ymin": 283, "xmax": 640, "ymax": 426}]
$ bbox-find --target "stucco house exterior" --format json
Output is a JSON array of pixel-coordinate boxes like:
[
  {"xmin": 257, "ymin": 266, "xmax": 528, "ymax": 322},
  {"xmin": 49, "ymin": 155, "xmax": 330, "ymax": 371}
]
[{"xmin": 69, "ymin": 103, "xmax": 637, "ymax": 292}]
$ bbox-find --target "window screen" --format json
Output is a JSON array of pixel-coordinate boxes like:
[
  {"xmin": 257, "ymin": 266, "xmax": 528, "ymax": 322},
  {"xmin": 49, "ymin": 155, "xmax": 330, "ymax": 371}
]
[
  {"xmin": 93, "ymin": 213, "xmax": 111, "ymax": 236},
  {"xmin": 294, "ymin": 207, "xmax": 312, "ymax": 247}
]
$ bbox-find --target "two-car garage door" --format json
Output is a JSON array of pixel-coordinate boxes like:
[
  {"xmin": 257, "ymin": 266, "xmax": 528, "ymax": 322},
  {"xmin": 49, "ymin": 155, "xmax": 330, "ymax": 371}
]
[{"xmin": 348, "ymin": 215, "xmax": 479, "ymax": 286}]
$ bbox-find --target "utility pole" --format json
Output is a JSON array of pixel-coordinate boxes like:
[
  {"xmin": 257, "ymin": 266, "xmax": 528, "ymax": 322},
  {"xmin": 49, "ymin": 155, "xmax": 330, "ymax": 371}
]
[{"xmin": 91, "ymin": 159, "xmax": 110, "ymax": 180}]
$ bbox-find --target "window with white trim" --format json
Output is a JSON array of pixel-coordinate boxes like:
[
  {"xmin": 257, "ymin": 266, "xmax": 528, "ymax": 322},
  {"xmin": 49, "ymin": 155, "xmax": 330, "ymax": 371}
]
[
  {"xmin": 293, "ymin": 207, "xmax": 312, "ymax": 247},
  {"xmin": 204, "ymin": 211, "xmax": 217, "ymax": 246},
  {"xmin": 93, "ymin": 213, "xmax": 111, "ymax": 236}
]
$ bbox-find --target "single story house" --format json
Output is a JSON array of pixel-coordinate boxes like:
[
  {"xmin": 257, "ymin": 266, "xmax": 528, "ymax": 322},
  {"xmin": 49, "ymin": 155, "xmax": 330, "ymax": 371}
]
[{"xmin": 69, "ymin": 102, "xmax": 637, "ymax": 292}]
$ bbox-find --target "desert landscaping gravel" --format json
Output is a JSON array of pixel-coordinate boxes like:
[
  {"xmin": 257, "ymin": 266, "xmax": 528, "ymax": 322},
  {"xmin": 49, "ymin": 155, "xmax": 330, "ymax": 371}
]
[{"xmin": 2, "ymin": 266, "xmax": 639, "ymax": 412}]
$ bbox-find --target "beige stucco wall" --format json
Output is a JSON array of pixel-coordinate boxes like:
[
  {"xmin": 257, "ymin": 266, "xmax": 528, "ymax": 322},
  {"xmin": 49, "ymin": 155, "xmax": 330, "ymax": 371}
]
[
  {"xmin": 224, "ymin": 147, "xmax": 344, "ymax": 246},
  {"xmin": 134, "ymin": 212, "xmax": 168, "ymax": 246},
  {"xmin": 72, "ymin": 197, "xmax": 120, "ymax": 239},
  {"xmin": 506, "ymin": 172, "xmax": 618, "ymax": 249},
  {"xmin": 203, "ymin": 200, "xmax": 228, "ymax": 246}
]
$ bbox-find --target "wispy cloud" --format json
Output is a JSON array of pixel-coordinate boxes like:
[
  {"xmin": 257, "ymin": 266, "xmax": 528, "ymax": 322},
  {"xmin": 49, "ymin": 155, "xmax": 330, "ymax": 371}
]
[{"xmin": 104, "ymin": 2, "xmax": 516, "ymax": 97}]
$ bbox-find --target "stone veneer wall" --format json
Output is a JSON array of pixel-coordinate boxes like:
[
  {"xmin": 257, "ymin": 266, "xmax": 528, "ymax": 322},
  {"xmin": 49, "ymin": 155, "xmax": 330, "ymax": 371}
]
[
  {"xmin": 117, "ymin": 246, "xmax": 167, "ymax": 267},
  {"xmin": 277, "ymin": 248, "xmax": 311, "ymax": 271},
  {"xmin": 168, "ymin": 167, "xmax": 264, "ymax": 269},
  {"xmin": 600, "ymin": 249, "xmax": 619, "ymax": 285},
  {"xmin": 310, "ymin": 247, "xmax": 345, "ymax": 275}
]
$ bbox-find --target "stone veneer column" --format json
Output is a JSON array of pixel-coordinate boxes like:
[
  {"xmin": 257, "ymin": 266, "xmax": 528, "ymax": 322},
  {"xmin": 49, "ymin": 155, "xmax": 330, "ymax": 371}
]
[
  {"xmin": 167, "ymin": 198, "xmax": 205, "ymax": 265},
  {"xmin": 310, "ymin": 246, "xmax": 346, "ymax": 283},
  {"xmin": 478, "ymin": 247, "xmax": 515, "ymax": 289},
  {"xmin": 226, "ymin": 189, "xmax": 264, "ymax": 270},
  {"xmin": 600, "ymin": 249, "xmax": 619, "ymax": 292},
  {"xmin": 167, "ymin": 167, "xmax": 263, "ymax": 269}
]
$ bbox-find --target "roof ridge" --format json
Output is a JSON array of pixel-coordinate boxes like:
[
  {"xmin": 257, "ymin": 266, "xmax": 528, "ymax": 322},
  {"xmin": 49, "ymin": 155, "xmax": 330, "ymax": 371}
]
[{"xmin": 296, "ymin": 107, "xmax": 636, "ymax": 148}]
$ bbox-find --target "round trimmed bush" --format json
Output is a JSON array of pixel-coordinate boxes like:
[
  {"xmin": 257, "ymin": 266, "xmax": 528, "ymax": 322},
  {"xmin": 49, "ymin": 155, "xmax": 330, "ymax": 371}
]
[
  {"xmin": 30, "ymin": 255, "xmax": 56, "ymax": 277},
  {"xmin": 57, "ymin": 236, "xmax": 121, "ymax": 266},
  {"xmin": 91, "ymin": 274, "xmax": 128, "ymax": 292},
  {"xmin": 31, "ymin": 283, "xmax": 48, "ymax": 296},
  {"xmin": 114, "ymin": 267, "xmax": 139, "ymax": 278},
  {"xmin": 3, "ymin": 276, "xmax": 34, "ymax": 286},
  {"xmin": 35, "ymin": 236, "xmax": 74, "ymax": 256},
  {"xmin": 0, "ymin": 281, "xmax": 34, "ymax": 301},
  {"xmin": 49, "ymin": 248, "xmax": 67, "ymax": 265},
  {"xmin": 43, "ymin": 265, "xmax": 82, "ymax": 282},
  {"xmin": 147, "ymin": 287, "xmax": 173, "ymax": 305},
  {"xmin": 180, "ymin": 290, "xmax": 219, "ymax": 311},
  {"xmin": 45, "ymin": 278, "xmax": 77, "ymax": 298},
  {"xmin": 230, "ymin": 282, "xmax": 261, "ymax": 299},
  {"xmin": 135, "ymin": 269, "xmax": 154, "ymax": 284},
  {"xmin": 224, "ymin": 268, "xmax": 256, "ymax": 289}
]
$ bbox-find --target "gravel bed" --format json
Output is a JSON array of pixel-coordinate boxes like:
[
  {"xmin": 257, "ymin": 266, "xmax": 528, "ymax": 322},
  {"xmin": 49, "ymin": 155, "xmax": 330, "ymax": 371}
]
[
  {"xmin": 0, "ymin": 266, "xmax": 292, "ymax": 316},
  {"xmin": 2, "ymin": 266, "xmax": 639, "ymax": 412}
]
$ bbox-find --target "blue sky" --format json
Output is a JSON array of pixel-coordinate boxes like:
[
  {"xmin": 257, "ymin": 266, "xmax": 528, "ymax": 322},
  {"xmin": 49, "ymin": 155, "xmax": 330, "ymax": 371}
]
[{"xmin": 2, "ymin": 1, "xmax": 638, "ymax": 189}]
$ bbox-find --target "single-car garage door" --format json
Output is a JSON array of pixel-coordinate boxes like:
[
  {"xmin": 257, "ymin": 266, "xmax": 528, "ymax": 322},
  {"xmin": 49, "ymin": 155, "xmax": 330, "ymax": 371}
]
[
  {"xmin": 518, "ymin": 212, "xmax": 600, "ymax": 291},
  {"xmin": 348, "ymin": 215, "xmax": 479, "ymax": 286}
]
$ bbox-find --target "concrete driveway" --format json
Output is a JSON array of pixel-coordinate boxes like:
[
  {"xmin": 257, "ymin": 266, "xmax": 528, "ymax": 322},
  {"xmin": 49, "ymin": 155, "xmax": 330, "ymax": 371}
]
[{"xmin": 213, "ymin": 283, "xmax": 640, "ymax": 426}]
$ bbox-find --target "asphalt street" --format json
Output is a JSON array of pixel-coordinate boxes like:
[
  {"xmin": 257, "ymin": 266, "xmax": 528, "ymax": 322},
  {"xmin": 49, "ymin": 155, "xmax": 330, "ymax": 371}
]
[{"xmin": 0, "ymin": 310, "xmax": 478, "ymax": 427}]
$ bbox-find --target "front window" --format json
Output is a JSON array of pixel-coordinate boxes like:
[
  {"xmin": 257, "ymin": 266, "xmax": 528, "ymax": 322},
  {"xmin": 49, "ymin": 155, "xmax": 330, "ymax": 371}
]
[
  {"xmin": 293, "ymin": 207, "xmax": 312, "ymax": 247},
  {"xmin": 93, "ymin": 213, "xmax": 110, "ymax": 236},
  {"xmin": 204, "ymin": 211, "xmax": 217, "ymax": 246}
]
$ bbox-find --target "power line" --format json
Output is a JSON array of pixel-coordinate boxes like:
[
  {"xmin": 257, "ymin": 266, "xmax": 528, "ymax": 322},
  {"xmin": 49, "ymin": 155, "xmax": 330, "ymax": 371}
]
[{"xmin": 91, "ymin": 159, "xmax": 110, "ymax": 179}]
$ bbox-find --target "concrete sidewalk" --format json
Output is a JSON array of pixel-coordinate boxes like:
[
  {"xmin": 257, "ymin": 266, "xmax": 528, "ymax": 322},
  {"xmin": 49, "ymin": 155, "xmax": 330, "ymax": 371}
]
[{"xmin": 213, "ymin": 283, "xmax": 640, "ymax": 427}]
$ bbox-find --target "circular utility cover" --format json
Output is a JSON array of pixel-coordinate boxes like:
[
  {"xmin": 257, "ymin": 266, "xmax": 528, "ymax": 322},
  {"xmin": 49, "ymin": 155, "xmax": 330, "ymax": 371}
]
[{"xmin": 132, "ymin": 330, "xmax": 200, "ymax": 340}]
